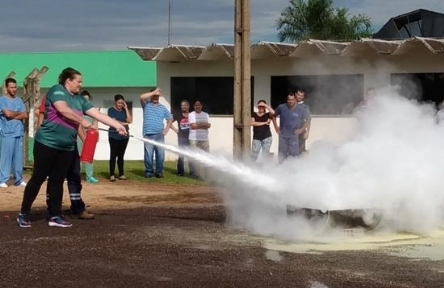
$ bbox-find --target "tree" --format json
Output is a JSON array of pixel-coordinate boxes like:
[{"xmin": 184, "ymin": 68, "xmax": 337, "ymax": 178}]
[{"xmin": 276, "ymin": 0, "xmax": 373, "ymax": 42}]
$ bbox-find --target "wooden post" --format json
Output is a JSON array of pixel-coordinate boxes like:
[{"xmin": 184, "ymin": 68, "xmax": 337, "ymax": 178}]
[
  {"xmin": 233, "ymin": 0, "xmax": 251, "ymax": 159},
  {"xmin": 22, "ymin": 71, "xmax": 36, "ymax": 169},
  {"xmin": 241, "ymin": 0, "xmax": 251, "ymax": 157},
  {"xmin": 21, "ymin": 67, "xmax": 48, "ymax": 168},
  {"xmin": 2, "ymin": 72, "xmax": 16, "ymax": 95},
  {"xmin": 32, "ymin": 66, "xmax": 48, "ymax": 132},
  {"xmin": 233, "ymin": 0, "xmax": 242, "ymax": 159}
]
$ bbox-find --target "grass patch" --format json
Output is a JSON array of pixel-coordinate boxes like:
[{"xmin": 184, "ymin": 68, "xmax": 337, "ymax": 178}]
[
  {"xmin": 26, "ymin": 160, "xmax": 205, "ymax": 185},
  {"xmin": 91, "ymin": 160, "xmax": 205, "ymax": 184}
]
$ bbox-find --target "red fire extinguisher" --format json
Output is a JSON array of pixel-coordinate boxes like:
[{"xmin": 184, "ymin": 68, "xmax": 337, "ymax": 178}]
[{"xmin": 80, "ymin": 129, "xmax": 99, "ymax": 163}]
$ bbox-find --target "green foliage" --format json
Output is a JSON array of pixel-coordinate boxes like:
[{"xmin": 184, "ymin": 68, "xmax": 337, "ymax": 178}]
[{"xmin": 277, "ymin": 0, "xmax": 373, "ymax": 42}]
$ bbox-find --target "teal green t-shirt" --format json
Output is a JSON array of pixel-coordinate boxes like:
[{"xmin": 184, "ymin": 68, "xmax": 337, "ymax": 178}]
[{"xmin": 35, "ymin": 84, "xmax": 94, "ymax": 151}]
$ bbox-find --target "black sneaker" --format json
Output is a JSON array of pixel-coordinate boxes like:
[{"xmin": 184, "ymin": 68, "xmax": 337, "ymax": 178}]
[
  {"xmin": 155, "ymin": 173, "xmax": 164, "ymax": 178},
  {"xmin": 47, "ymin": 216, "xmax": 72, "ymax": 228},
  {"xmin": 17, "ymin": 213, "xmax": 31, "ymax": 228}
]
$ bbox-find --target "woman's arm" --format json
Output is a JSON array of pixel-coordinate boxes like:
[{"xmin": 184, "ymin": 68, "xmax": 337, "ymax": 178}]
[
  {"xmin": 77, "ymin": 125, "xmax": 86, "ymax": 142},
  {"xmin": 271, "ymin": 116, "xmax": 280, "ymax": 134},
  {"xmin": 86, "ymin": 108, "xmax": 127, "ymax": 135},
  {"xmin": 91, "ymin": 109, "xmax": 99, "ymax": 129},
  {"xmin": 260, "ymin": 103, "xmax": 275, "ymax": 115},
  {"xmin": 124, "ymin": 102, "xmax": 132, "ymax": 124},
  {"xmin": 53, "ymin": 101, "xmax": 91, "ymax": 128},
  {"xmin": 251, "ymin": 117, "xmax": 268, "ymax": 126}
]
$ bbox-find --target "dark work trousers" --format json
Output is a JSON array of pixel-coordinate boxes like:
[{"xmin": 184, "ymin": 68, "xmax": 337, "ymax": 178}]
[
  {"xmin": 298, "ymin": 135, "xmax": 307, "ymax": 155},
  {"xmin": 278, "ymin": 135, "xmax": 299, "ymax": 164},
  {"xmin": 177, "ymin": 136, "xmax": 194, "ymax": 175},
  {"xmin": 66, "ymin": 146, "xmax": 86, "ymax": 214},
  {"xmin": 109, "ymin": 137, "xmax": 129, "ymax": 177},
  {"xmin": 20, "ymin": 141, "xmax": 73, "ymax": 217},
  {"xmin": 45, "ymin": 146, "xmax": 86, "ymax": 214}
]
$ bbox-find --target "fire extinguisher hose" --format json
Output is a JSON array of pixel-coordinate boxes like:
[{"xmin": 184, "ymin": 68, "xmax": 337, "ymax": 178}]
[{"xmin": 97, "ymin": 128, "xmax": 144, "ymax": 141}]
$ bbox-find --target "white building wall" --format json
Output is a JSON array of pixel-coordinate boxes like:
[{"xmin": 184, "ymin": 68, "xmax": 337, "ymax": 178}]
[
  {"xmin": 155, "ymin": 52, "xmax": 444, "ymax": 161},
  {"xmin": 32, "ymin": 51, "xmax": 444, "ymax": 162}
]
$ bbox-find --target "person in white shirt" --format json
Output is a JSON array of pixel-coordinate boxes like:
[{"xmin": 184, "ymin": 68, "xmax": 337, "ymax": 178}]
[{"xmin": 188, "ymin": 100, "xmax": 210, "ymax": 179}]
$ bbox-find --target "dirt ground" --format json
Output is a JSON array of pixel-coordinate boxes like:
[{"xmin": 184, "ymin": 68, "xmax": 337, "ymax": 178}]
[{"xmin": 1, "ymin": 178, "xmax": 444, "ymax": 288}]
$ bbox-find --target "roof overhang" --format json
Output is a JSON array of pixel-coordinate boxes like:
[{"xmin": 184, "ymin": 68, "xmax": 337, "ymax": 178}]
[
  {"xmin": 342, "ymin": 38, "xmax": 401, "ymax": 57},
  {"xmin": 250, "ymin": 41, "xmax": 297, "ymax": 59},
  {"xmin": 290, "ymin": 40, "xmax": 348, "ymax": 57},
  {"xmin": 128, "ymin": 37, "xmax": 444, "ymax": 62},
  {"xmin": 198, "ymin": 43, "xmax": 235, "ymax": 60}
]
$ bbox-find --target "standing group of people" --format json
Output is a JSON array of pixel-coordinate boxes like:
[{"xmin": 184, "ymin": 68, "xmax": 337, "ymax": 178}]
[
  {"xmin": 251, "ymin": 89, "xmax": 311, "ymax": 164},
  {"xmin": 143, "ymin": 87, "xmax": 311, "ymax": 179},
  {"xmin": 171, "ymin": 98, "xmax": 210, "ymax": 179}
]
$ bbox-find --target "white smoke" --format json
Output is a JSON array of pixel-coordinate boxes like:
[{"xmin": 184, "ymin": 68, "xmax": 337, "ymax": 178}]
[
  {"xmin": 215, "ymin": 88, "xmax": 444, "ymax": 238},
  {"xmin": 140, "ymin": 89, "xmax": 444, "ymax": 239}
]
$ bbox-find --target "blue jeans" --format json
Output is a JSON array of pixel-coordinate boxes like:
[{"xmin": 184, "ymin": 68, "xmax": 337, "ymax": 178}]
[
  {"xmin": 251, "ymin": 137, "xmax": 273, "ymax": 161},
  {"xmin": 144, "ymin": 133, "xmax": 165, "ymax": 176}
]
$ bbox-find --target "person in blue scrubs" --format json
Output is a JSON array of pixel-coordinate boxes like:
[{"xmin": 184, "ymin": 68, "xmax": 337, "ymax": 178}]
[{"xmin": 0, "ymin": 78, "xmax": 28, "ymax": 188}]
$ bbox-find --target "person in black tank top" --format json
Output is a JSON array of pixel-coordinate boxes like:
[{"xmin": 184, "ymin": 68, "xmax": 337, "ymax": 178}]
[{"xmin": 251, "ymin": 100, "xmax": 275, "ymax": 161}]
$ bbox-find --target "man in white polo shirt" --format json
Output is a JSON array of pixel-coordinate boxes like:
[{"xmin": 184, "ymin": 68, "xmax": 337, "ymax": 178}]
[{"xmin": 188, "ymin": 99, "xmax": 210, "ymax": 179}]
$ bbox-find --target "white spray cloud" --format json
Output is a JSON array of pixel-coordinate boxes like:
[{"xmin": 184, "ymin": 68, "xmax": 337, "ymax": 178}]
[
  {"xmin": 218, "ymin": 89, "xmax": 444, "ymax": 237},
  {"xmin": 141, "ymin": 90, "xmax": 444, "ymax": 239}
]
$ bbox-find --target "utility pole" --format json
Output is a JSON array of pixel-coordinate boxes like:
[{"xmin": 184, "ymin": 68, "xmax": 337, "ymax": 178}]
[
  {"xmin": 233, "ymin": 0, "xmax": 251, "ymax": 159},
  {"xmin": 167, "ymin": 0, "xmax": 173, "ymax": 45}
]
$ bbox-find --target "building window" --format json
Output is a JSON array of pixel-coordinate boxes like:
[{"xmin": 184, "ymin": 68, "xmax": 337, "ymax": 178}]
[
  {"xmin": 170, "ymin": 77, "xmax": 254, "ymax": 115},
  {"xmin": 391, "ymin": 73, "xmax": 444, "ymax": 105},
  {"xmin": 270, "ymin": 75, "xmax": 364, "ymax": 115}
]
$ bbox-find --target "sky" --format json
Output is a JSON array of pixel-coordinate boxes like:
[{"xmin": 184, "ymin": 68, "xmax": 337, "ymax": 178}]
[{"xmin": 0, "ymin": 0, "xmax": 443, "ymax": 53}]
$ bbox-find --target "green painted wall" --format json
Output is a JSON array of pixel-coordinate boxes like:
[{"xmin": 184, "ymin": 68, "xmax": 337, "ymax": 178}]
[
  {"xmin": 0, "ymin": 50, "xmax": 156, "ymax": 88},
  {"xmin": 0, "ymin": 50, "xmax": 157, "ymax": 163}
]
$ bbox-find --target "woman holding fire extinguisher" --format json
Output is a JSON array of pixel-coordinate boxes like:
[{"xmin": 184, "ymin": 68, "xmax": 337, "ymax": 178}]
[
  {"xmin": 18, "ymin": 67, "xmax": 127, "ymax": 228},
  {"xmin": 36, "ymin": 93, "xmax": 96, "ymax": 220}
]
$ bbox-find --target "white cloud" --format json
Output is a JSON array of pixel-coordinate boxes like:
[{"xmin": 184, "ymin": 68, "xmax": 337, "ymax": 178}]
[
  {"xmin": 0, "ymin": 0, "xmax": 289, "ymax": 52},
  {"xmin": 0, "ymin": 0, "xmax": 442, "ymax": 52}
]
